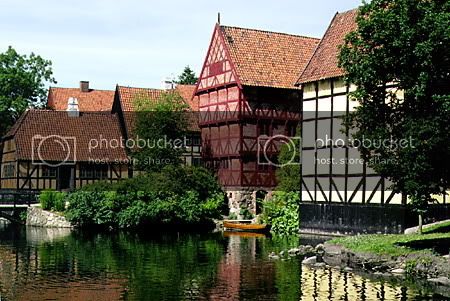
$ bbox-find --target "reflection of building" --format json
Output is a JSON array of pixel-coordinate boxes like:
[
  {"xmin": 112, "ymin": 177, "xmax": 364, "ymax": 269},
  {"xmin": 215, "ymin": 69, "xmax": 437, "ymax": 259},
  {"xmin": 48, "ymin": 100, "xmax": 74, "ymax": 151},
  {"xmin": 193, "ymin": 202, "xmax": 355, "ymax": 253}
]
[{"xmin": 193, "ymin": 24, "xmax": 319, "ymax": 213}]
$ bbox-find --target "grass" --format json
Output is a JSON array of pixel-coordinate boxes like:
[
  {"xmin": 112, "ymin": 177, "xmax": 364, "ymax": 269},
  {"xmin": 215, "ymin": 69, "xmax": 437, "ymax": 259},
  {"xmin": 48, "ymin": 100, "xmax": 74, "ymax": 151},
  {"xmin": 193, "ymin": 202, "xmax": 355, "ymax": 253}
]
[
  {"xmin": 422, "ymin": 220, "xmax": 450, "ymax": 234},
  {"xmin": 330, "ymin": 233, "xmax": 450, "ymax": 257}
]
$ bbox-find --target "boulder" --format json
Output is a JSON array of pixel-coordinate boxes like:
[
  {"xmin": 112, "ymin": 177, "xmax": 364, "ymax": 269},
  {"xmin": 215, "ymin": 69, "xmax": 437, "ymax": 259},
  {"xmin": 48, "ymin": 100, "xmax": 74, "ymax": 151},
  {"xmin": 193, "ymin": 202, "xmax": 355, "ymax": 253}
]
[
  {"xmin": 428, "ymin": 277, "xmax": 450, "ymax": 286},
  {"xmin": 302, "ymin": 256, "xmax": 317, "ymax": 265}
]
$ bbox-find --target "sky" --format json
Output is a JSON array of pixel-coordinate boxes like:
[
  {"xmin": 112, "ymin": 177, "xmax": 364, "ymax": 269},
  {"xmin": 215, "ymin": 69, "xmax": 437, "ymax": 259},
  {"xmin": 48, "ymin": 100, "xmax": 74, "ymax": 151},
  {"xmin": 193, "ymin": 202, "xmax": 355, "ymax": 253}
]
[{"xmin": 0, "ymin": 0, "xmax": 361, "ymax": 91}]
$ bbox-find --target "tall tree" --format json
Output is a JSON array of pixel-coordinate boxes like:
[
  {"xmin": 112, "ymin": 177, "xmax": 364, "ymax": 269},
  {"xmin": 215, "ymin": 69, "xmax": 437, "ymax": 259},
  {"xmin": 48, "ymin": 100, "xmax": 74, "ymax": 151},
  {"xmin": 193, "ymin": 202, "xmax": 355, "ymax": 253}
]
[
  {"xmin": 176, "ymin": 66, "xmax": 198, "ymax": 85},
  {"xmin": 339, "ymin": 0, "xmax": 450, "ymax": 233},
  {"xmin": 132, "ymin": 91, "xmax": 190, "ymax": 173},
  {"xmin": 0, "ymin": 46, "xmax": 56, "ymax": 136}
]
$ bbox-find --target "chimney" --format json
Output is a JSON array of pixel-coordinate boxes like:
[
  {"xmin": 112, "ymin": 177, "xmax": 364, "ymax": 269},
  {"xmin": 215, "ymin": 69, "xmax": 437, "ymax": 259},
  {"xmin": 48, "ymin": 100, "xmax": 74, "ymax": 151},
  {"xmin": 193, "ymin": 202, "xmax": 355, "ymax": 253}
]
[
  {"xmin": 67, "ymin": 97, "xmax": 79, "ymax": 117},
  {"xmin": 80, "ymin": 81, "xmax": 89, "ymax": 92},
  {"xmin": 162, "ymin": 77, "xmax": 176, "ymax": 90}
]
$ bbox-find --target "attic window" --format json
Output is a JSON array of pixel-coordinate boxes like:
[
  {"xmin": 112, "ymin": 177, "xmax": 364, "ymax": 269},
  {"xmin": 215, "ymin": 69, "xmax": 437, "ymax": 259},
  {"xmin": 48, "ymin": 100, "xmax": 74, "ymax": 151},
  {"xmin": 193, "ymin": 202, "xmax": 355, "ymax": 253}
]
[{"xmin": 227, "ymin": 36, "xmax": 234, "ymax": 44}]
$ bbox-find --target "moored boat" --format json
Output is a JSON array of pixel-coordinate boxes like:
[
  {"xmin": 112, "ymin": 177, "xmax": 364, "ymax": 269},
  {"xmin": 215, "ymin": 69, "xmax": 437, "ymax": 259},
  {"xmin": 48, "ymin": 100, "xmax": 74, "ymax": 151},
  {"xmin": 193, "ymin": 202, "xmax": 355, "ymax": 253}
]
[{"xmin": 223, "ymin": 220, "xmax": 269, "ymax": 233}]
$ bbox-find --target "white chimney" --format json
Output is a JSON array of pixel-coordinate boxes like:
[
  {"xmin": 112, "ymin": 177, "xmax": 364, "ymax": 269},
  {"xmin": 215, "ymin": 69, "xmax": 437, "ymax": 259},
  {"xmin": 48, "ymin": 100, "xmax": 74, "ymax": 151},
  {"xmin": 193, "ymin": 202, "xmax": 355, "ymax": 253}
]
[
  {"xmin": 162, "ymin": 77, "xmax": 176, "ymax": 90},
  {"xmin": 67, "ymin": 97, "xmax": 79, "ymax": 117}
]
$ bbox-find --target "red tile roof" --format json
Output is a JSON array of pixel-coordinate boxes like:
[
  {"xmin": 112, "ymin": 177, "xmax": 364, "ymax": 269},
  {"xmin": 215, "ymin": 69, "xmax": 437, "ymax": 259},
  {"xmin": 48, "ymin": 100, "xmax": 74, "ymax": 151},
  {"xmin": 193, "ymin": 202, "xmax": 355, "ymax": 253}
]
[
  {"xmin": 116, "ymin": 85, "xmax": 197, "ymax": 111},
  {"xmin": 5, "ymin": 110, "xmax": 128, "ymax": 163},
  {"xmin": 116, "ymin": 85, "xmax": 199, "ymax": 135},
  {"xmin": 219, "ymin": 26, "xmax": 320, "ymax": 89},
  {"xmin": 48, "ymin": 87, "xmax": 115, "ymax": 111},
  {"xmin": 297, "ymin": 9, "xmax": 358, "ymax": 84}
]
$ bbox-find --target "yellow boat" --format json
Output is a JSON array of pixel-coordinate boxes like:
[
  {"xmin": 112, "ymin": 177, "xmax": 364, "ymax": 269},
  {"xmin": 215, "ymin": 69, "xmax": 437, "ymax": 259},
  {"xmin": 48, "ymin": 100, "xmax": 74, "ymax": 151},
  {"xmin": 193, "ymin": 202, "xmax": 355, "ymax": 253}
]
[{"xmin": 223, "ymin": 220, "xmax": 269, "ymax": 233}]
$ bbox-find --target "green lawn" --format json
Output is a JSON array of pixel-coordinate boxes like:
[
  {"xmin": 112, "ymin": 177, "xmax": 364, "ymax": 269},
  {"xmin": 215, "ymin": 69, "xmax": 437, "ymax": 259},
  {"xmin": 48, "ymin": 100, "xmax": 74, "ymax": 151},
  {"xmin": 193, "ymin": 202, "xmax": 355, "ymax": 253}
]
[
  {"xmin": 422, "ymin": 220, "xmax": 450, "ymax": 234},
  {"xmin": 330, "ymin": 233, "xmax": 450, "ymax": 257}
]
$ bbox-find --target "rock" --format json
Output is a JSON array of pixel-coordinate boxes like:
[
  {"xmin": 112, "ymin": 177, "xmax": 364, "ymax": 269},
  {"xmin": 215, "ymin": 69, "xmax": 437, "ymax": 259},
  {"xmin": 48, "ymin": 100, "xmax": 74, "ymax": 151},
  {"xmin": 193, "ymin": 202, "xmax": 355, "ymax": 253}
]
[
  {"xmin": 302, "ymin": 256, "xmax": 317, "ymax": 265},
  {"xmin": 288, "ymin": 248, "xmax": 300, "ymax": 256},
  {"xmin": 314, "ymin": 262, "xmax": 326, "ymax": 268},
  {"xmin": 443, "ymin": 255, "xmax": 449, "ymax": 260},
  {"xmin": 279, "ymin": 251, "xmax": 285, "ymax": 256},
  {"xmin": 315, "ymin": 244, "xmax": 325, "ymax": 252},
  {"xmin": 268, "ymin": 252, "xmax": 280, "ymax": 260},
  {"xmin": 391, "ymin": 268, "xmax": 405, "ymax": 274},
  {"xmin": 428, "ymin": 277, "xmax": 450, "ymax": 286},
  {"xmin": 344, "ymin": 267, "xmax": 353, "ymax": 272},
  {"xmin": 373, "ymin": 272, "xmax": 383, "ymax": 276}
]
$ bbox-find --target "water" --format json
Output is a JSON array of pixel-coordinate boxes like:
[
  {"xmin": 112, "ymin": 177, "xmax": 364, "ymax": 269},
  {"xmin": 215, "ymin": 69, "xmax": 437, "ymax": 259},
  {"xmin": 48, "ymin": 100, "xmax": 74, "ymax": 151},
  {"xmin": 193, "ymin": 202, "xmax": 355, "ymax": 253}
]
[{"xmin": 0, "ymin": 223, "xmax": 446, "ymax": 301}]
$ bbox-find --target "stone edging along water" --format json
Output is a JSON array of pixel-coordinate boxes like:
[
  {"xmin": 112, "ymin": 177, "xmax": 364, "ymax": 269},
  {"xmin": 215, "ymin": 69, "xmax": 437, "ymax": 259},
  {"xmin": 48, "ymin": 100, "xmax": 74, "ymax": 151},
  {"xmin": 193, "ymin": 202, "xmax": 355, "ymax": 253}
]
[
  {"xmin": 269, "ymin": 242, "xmax": 450, "ymax": 287},
  {"xmin": 26, "ymin": 207, "xmax": 72, "ymax": 228}
]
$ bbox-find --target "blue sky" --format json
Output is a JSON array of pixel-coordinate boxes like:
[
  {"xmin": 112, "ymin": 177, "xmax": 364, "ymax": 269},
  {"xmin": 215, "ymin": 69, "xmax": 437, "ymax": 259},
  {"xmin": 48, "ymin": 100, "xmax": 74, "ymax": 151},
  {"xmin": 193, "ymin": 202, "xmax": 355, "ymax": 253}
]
[{"xmin": 0, "ymin": 0, "xmax": 361, "ymax": 90}]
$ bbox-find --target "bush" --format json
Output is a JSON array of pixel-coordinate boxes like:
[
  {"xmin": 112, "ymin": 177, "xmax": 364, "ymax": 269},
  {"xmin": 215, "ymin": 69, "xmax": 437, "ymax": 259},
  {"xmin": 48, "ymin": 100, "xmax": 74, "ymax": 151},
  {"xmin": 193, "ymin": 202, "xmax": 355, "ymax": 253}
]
[
  {"xmin": 39, "ymin": 190, "xmax": 67, "ymax": 211},
  {"xmin": 65, "ymin": 167, "xmax": 226, "ymax": 229},
  {"xmin": 261, "ymin": 192, "xmax": 300, "ymax": 236}
]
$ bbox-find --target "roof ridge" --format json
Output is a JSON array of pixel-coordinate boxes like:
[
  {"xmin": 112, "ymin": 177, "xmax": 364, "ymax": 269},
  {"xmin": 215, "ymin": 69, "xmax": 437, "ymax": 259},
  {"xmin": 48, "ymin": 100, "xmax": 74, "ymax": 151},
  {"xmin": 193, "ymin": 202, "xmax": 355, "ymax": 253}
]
[
  {"xmin": 296, "ymin": 12, "xmax": 339, "ymax": 85},
  {"xmin": 117, "ymin": 85, "xmax": 164, "ymax": 91},
  {"xmin": 220, "ymin": 25, "xmax": 320, "ymax": 41},
  {"xmin": 49, "ymin": 86, "xmax": 114, "ymax": 92}
]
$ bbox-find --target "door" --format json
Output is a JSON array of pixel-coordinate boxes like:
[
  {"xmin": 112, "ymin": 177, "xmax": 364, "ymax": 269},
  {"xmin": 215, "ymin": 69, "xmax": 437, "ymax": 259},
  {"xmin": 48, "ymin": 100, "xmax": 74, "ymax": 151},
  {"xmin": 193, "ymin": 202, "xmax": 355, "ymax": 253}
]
[{"xmin": 58, "ymin": 166, "xmax": 73, "ymax": 191}]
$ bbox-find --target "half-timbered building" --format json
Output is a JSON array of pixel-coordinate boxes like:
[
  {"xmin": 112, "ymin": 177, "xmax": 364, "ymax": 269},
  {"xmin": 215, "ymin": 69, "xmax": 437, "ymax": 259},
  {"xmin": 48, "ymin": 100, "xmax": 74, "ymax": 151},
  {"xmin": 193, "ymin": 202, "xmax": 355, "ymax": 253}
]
[
  {"xmin": 296, "ymin": 9, "xmax": 449, "ymax": 233},
  {"xmin": 112, "ymin": 84, "xmax": 202, "ymax": 168},
  {"xmin": 0, "ymin": 110, "xmax": 129, "ymax": 191},
  {"xmin": 193, "ymin": 24, "xmax": 320, "ymax": 213}
]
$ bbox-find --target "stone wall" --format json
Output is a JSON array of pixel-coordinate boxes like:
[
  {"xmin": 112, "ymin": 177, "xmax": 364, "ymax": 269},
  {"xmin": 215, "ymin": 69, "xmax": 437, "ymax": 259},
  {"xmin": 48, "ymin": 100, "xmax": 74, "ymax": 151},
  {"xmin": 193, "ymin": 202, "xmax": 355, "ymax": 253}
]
[
  {"xmin": 26, "ymin": 207, "xmax": 72, "ymax": 228},
  {"xmin": 226, "ymin": 188, "xmax": 272, "ymax": 218}
]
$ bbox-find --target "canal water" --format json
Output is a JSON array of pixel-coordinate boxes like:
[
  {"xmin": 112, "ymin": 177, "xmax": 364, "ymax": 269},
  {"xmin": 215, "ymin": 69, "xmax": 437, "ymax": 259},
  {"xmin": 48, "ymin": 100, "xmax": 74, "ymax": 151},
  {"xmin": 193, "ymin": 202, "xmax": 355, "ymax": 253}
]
[{"xmin": 0, "ymin": 223, "xmax": 446, "ymax": 300}]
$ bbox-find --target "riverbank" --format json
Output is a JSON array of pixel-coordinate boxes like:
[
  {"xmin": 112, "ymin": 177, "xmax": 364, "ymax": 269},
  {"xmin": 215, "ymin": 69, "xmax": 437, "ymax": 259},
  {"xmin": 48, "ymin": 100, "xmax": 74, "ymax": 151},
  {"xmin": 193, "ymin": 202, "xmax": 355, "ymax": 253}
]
[{"xmin": 321, "ymin": 233, "xmax": 450, "ymax": 285}]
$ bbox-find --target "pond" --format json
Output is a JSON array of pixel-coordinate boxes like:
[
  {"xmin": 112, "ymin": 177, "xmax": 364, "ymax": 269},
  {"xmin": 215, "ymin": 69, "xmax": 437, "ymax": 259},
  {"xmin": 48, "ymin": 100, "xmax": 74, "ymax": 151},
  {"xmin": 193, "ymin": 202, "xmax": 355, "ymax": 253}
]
[{"xmin": 0, "ymin": 223, "xmax": 447, "ymax": 300}]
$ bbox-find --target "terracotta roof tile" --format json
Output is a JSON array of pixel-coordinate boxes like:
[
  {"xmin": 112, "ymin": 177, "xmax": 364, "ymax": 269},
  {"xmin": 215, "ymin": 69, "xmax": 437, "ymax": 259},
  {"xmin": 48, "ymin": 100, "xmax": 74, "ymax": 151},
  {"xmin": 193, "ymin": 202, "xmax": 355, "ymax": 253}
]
[
  {"xmin": 297, "ymin": 9, "xmax": 358, "ymax": 84},
  {"xmin": 116, "ymin": 85, "xmax": 199, "ymax": 135},
  {"xmin": 8, "ymin": 110, "xmax": 128, "ymax": 163},
  {"xmin": 220, "ymin": 26, "xmax": 320, "ymax": 89},
  {"xmin": 48, "ymin": 87, "xmax": 115, "ymax": 111}
]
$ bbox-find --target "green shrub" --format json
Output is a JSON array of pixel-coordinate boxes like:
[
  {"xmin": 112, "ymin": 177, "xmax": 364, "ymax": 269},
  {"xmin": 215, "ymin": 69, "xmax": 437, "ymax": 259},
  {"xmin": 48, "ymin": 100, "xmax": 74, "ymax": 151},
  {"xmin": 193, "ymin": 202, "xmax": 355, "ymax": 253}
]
[
  {"xmin": 262, "ymin": 192, "xmax": 300, "ymax": 236},
  {"xmin": 66, "ymin": 180, "xmax": 226, "ymax": 229},
  {"xmin": 39, "ymin": 190, "xmax": 67, "ymax": 211}
]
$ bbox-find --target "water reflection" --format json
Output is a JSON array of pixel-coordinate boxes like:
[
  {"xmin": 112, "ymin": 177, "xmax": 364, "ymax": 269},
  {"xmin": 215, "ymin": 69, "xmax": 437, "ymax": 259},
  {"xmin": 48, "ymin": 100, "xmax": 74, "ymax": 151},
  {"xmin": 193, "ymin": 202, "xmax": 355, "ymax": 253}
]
[{"xmin": 0, "ymin": 224, "xmax": 446, "ymax": 300}]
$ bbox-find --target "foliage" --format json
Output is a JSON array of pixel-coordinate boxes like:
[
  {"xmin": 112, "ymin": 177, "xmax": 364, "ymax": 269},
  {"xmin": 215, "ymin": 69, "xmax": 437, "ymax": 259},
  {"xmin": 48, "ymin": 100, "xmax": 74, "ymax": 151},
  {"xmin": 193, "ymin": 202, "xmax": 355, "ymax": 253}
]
[
  {"xmin": 19, "ymin": 211, "xmax": 27, "ymax": 223},
  {"xmin": 276, "ymin": 126, "xmax": 301, "ymax": 192},
  {"xmin": 66, "ymin": 166, "xmax": 225, "ymax": 228},
  {"xmin": 262, "ymin": 192, "xmax": 300, "ymax": 236},
  {"xmin": 339, "ymin": 0, "xmax": 450, "ymax": 226},
  {"xmin": 132, "ymin": 90, "xmax": 190, "ymax": 173},
  {"xmin": 0, "ymin": 46, "xmax": 56, "ymax": 136},
  {"xmin": 239, "ymin": 205, "xmax": 254, "ymax": 220},
  {"xmin": 331, "ymin": 233, "xmax": 450, "ymax": 257},
  {"xmin": 176, "ymin": 66, "xmax": 198, "ymax": 85},
  {"xmin": 39, "ymin": 189, "xmax": 67, "ymax": 211}
]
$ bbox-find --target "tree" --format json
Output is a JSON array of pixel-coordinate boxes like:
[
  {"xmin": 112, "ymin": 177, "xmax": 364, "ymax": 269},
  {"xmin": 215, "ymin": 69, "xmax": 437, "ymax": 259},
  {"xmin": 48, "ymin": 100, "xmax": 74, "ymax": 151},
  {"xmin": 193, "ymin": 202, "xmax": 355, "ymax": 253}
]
[
  {"xmin": 275, "ymin": 127, "xmax": 301, "ymax": 192},
  {"xmin": 132, "ymin": 91, "xmax": 190, "ymax": 173},
  {"xmin": 339, "ymin": 0, "xmax": 450, "ymax": 233},
  {"xmin": 0, "ymin": 46, "xmax": 56, "ymax": 136},
  {"xmin": 176, "ymin": 66, "xmax": 198, "ymax": 85}
]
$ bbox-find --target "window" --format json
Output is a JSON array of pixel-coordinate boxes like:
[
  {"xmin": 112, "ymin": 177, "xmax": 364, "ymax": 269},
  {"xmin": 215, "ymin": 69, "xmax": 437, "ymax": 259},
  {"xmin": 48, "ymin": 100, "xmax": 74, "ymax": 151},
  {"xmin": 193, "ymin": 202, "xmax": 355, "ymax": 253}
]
[
  {"xmin": 2, "ymin": 163, "xmax": 15, "ymax": 178},
  {"xmin": 192, "ymin": 136, "xmax": 201, "ymax": 146},
  {"xmin": 42, "ymin": 166, "xmax": 57, "ymax": 178},
  {"xmin": 80, "ymin": 164, "xmax": 108, "ymax": 179},
  {"xmin": 192, "ymin": 157, "xmax": 202, "ymax": 167},
  {"xmin": 258, "ymin": 123, "xmax": 270, "ymax": 136}
]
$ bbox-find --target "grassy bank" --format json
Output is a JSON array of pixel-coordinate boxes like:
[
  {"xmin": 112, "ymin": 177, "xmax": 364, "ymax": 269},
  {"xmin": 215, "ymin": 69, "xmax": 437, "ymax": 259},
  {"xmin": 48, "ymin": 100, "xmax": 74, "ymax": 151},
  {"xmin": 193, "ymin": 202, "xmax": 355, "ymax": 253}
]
[{"xmin": 330, "ymin": 233, "xmax": 450, "ymax": 257}]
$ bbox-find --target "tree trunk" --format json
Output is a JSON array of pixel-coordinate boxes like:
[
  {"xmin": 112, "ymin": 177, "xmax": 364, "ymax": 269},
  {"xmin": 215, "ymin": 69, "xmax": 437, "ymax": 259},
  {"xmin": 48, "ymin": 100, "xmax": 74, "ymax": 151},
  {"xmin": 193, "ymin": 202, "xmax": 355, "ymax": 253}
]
[{"xmin": 418, "ymin": 214, "xmax": 423, "ymax": 235}]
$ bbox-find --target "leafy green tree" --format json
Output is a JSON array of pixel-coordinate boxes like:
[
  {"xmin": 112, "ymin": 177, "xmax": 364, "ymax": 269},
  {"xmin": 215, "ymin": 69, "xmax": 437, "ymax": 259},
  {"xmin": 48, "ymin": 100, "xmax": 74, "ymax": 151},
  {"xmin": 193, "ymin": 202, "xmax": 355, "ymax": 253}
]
[
  {"xmin": 339, "ymin": 0, "xmax": 450, "ymax": 233},
  {"xmin": 0, "ymin": 46, "xmax": 56, "ymax": 136},
  {"xmin": 132, "ymin": 91, "xmax": 190, "ymax": 173},
  {"xmin": 176, "ymin": 66, "xmax": 198, "ymax": 85},
  {"xmin": 276, "ymin": 127, "xmax": 301, "ymax": 192}
]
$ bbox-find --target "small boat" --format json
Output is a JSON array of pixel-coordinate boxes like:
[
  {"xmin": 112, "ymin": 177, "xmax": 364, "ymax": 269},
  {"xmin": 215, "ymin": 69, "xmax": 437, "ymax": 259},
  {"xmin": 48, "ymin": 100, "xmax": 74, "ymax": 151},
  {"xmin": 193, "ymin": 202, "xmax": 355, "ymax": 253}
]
[
  {"xmin": 223, "ymin": 231, "xmax": 267, "ymax": 238},
  {"xmin": 223, "ymin": 220, "xmax": 269, "ymax": 233}
]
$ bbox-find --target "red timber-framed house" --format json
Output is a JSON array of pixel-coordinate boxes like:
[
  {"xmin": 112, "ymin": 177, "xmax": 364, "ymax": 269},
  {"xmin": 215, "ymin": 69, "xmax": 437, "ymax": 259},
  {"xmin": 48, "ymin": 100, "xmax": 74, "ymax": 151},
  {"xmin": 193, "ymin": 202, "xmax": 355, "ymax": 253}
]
[{"xmin": 193, "ymin": 24, "xmax": 319, "ymax": 214}]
